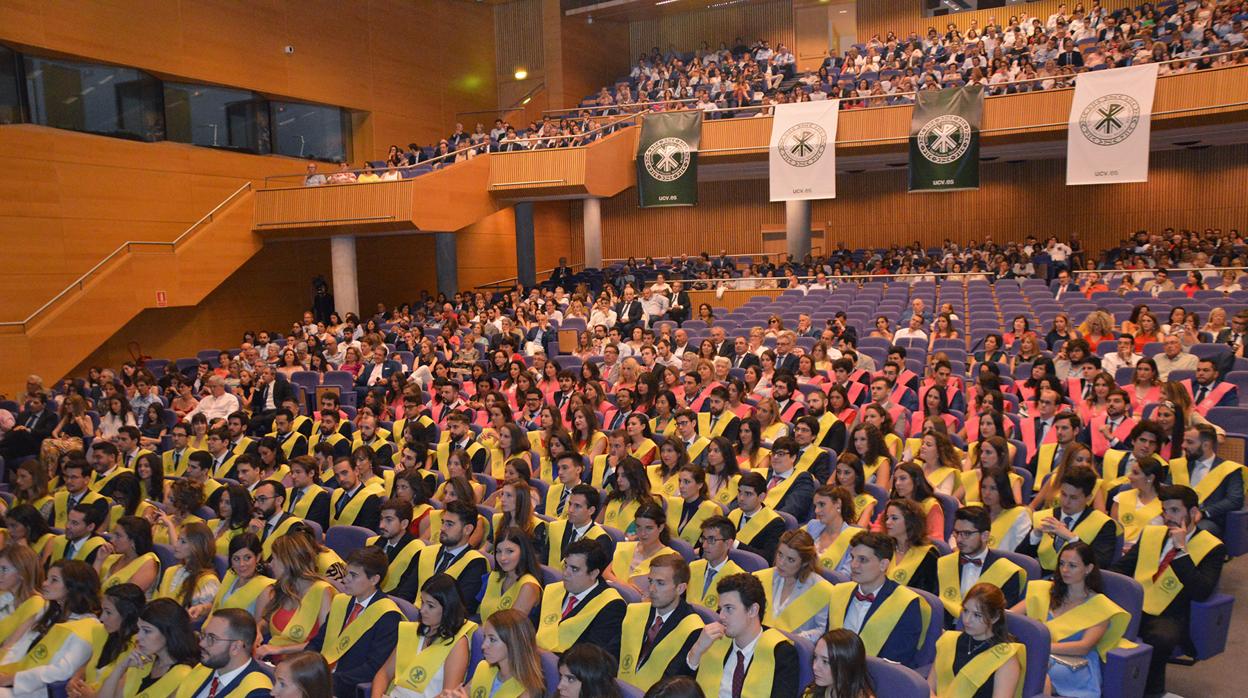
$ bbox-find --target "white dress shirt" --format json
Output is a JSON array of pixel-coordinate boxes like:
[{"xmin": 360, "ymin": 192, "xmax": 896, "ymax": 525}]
[
  {"xmin": 959, "ymin": 549, "xmax": 989, "ymax": 595},
  {"xmin": 194, "ymin": 662, "xmax": 249, "ymax": 698}
]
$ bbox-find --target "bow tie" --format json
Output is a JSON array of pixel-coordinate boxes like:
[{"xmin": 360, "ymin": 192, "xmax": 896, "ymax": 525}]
[
  {"xmin": 960, "ymin": 555, "xmax": 984, "ymax": 567},
  {"xmin": 852, "ymin": 590, "xmax": 876, "ymax": 603}
]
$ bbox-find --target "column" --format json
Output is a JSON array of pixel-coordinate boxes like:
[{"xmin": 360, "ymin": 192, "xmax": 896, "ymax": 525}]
[
  {"xmin": 514, "ymin": 202, "xmax": 536, "ymax": 288},
  {"xmin": 583, "ymin": 197, "xmax": 603, "ymax": 269},
  {"xmin": 434, "ymin": 232, "xmax": 459, "ymax": 298},
  {"xmin": 330, "ymin": 235, "xmax": 359, "ymax": 316},
  {"xmin": 785, "ymin": 199, "xmax": 812, "ymax": 260}
]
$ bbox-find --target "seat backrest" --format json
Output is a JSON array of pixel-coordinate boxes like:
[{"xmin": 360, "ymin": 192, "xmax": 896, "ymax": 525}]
[
  {"xmin": 540, "ymin": 651, "xmax": 560, "ymax": 696},
  {"xmin": 997, "ymin": 549, "xmax": 1042, "ymax": 585},
  {"xmin": 728, "ymin": 547, "xmax": 769, "ymax": 572},
  {"xmin": 780, "ymin": 631, "xmax": 815, "ymax": 691},
  {"xmin": 1005, "ymin": 611, "xmax": 1052, "ymax": 698},
  {"xmin": 865, "ymin": 656, "xmax": 929, "ymax": 697},
  {"xmin": 1099, "ymin": 570, "xmax": 1144, "ymax": 640},
  {"xmin": 911, "ymin": 588, "xmax": 944, "ymax": 667}
]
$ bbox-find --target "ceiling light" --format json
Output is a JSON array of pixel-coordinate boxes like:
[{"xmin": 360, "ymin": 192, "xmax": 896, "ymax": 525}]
[{"xmin": 514, "ymin": 68, "xmax": 528, "ymax": 80}]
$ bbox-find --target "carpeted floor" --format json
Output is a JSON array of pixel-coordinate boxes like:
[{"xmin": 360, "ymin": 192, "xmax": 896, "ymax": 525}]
[{"xmin": 1165, "ymin": 553, "xmax": 1245, "ymax": 697}]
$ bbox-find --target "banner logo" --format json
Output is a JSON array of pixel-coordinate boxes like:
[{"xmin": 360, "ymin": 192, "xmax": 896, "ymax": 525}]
[
  {"xmin": 643, "ymin": 137, "xmax": 692, "ymax": 183},
  {"xmin": 778, "ymin": 123, "xmax": 827, "ymax": 167},
  {"xmin": 1079, "ymin": 94, "xmax": 1141, "ymax": 146},
  {"xmin": 917, "ymin": 115, "xmax": 972, "ymax": 165}
]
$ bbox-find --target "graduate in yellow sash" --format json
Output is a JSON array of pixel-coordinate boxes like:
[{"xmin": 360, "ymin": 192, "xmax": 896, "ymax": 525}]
[
  {"xmin": 826, "ymin": 532, "xmax": 928, "ymax": 665},
  {"xmin": 615, "ymin": 554, "xmax": 703, "ymax": 692},
  {"xmin": 1168, "ymin": 424, "xmax": 1246, "ymax": 537},
  {"xmin": 479, "ymin": 527, "xmax": 543, "ymax": 621},
  {"xmin": 49, "ymin": 461, "xmax": 106, "ymax": 531},
  {"xmin": 803, "ymin": 485, "xmax": 862, "ymax": 578},
  {"xmin": 1014, "ymin": 542, "xmax": 1130, "ymax": 698},
  {"xmin": 728, "ymin": 473, "xmax": 786, "ymax": 563},
  {"xmin": 0, "ymin": 546, "xmax": 46, "ymax": 653},
  {"xmin": 210, "ymin": 535, "xmax": 275, "ymax": 617},
  {"xmin": 603, "ymin": 502, "xmax": 677, "ymax": 595},
  {"xmin": 1111, "ymin": 485, "xmax": 1226, "ymax": 698},
  {"xmin": 703, "ymin": 437, "xmax": 741, "ymax": 509},
  {"xmin": 98, "ymin": 517, "xmax": 160, "ymax": 595},
  {"xmin": 930, "ymin": 583, "xmax": 1023, "ymax": 698},
  {"xmin": 153, "ymin": 522, "xmax": 219, "ymax": 622},
  {"xmin": 682, "ymin": 572, "xmax": 799, "ymax": 698},
  {"xmin": 0, "ymin": 560, "xmax": 107, "ymax": 697},
  {"xmin": 979, "ymin": 467, "xmax": 1033, "ymax": 554},
  {"xmin": 665, "ymin": 465, "xmax": 722, "ymax": 548},
  {"xmin": 366, "ymin": 500, "xmax": 425, "ymax": 601},
  {"xmin": 878, "ymin": 498, "xmax": 939, "ymax": 596},
  {"xmin": 599, "ymin": 459, "xmax": 655, "ymax": 538},
  {"xmin": 647, "ymin": 439, "xmax": 686, "ymax": 499},
  {"xmin": 372, "ymin": 575, "xmax": 475, "ymax": 698},
  {"xmin": 543, "ymin": 486, "xmax": 613, "ymax": 571},
  {"xmin": 175, "ymin": 609, "xmax": 272, "ymax": 698},
  {"xmin": 536, "ymin": 538, "xmax": 627, "ymax": 659},
  {"xmin": 938, "ymin": 506, "xmax": 1026, "ymax": 622},
  {"xmin": 1018, "ymin": 465, "xmax": 1117, "ymax": 572},
  {"xmin": 72, "ymin": 583, "xmax": 144, "ymax": 697},
  {"xmin": 254, "ymin": 535, "xmax": 336, "ymax": 662},
  {"xmin": 805, "ymin": 628, "xmax": 876, "ymax": 698},
  {"xmin": 466, "ymin": 609, "xmax": 546, "ymax": 698},
  {"xmin": 755, "ymin": 530, "xmax": 835, "ymax": 642},
  {"xmin": 831, "ymin": 452, "xmax": 879, "ymax": 529},
  {"xmin": 45, "ymin": 503, "xmax": 110, "ymax": 568},
  {"xmin": 685, "ymin": 517, "xmax": 747, "ymax": 610},
  {"xmin": 94, "ymin": 598, "xmax": 198, "ymax": 698},
  {"xmin": 306, "ymin": 548, "xmax": 402, "ymax": 697},
  {"xmin": 1111, "ymin": 456, "xmax": 1166, "ymax": 549}
]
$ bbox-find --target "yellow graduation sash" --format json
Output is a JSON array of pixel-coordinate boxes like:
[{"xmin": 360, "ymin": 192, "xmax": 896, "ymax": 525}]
[
  {"xmin": 211, "ymin": 571, "xmax": 275, "ymax": 614},
  {"xmin": 729, "ymin": 507, "xmax": 781, "ymax": 549},
  {"xmin": 666, "ymin": 497, "xmax": 719, "ymax": 546},
  {"xmin": 813, "ymin": 526, "xmax": 858, "ymax": 573},
  {"xmin": 936, "ymin": 553, "xmax": 1025, "ymax": 616},
  {"xmin": 1024, "ymin": 581, "xmax": 1132, "ymax": 659},
  {"xmin": 544, "ymin": 482, "xmax": 572, "ymax": 519},
  {"xmin": 1169, "ymin": 457, "xmax": 1248, "ymax": 502},
  {"xmin": 755, "ymin": 568, "xmax": 834, "ymax": 633},
  {"xmin": 231, "ymin": 437, "xmax": 255, "ymax": 455},
  {"xmin": 286, "ymin": 484, "xmax": 326, "ymax": 520},
  {"xmin": 276, "ymin": 433, "xmax": 307, "ymax": 459},
  {"xmin": 392, "ymin": 620, "xmax": 476, "ymax": 693},
  {"xmin": 270, "ymin": 580, "xmax": 334, "ymax": 647},
  {"xmin": 828, "ymin": 582, "xmax": 930, "ymax": 655},
  {"xmin": 0, "ymin": 617, "xmax": 106, "ymax": 677},
  {"xmin": 763, "ymin": 470, "xmax": 803, "ymax": 510},
  {"xmin": 587, "ymin": 454, "xmax": 611, "ymax": 489},
  {"xmin": 925, "ymin": 466, "xmax": 959, "ymax": 493},
  {"xmin": 155, "ymin": 565, "xmax": 213, "ymax": 602},
  {"xmin": 647, "ymin": 464, "xmax": 680, "ymax": 498},
  {"xmin": 163, "ymin": 448, "xmax": 202, "ymax": 479},
  {"xmin": 436, "ymin": 440, "xmax": 486, "ymax": 479},
  {"xmin": 49, "ymin": 534, "xmax": 108, "ymax": 563},
  {"xmin": 52, "ymin": 490, "xmax": 105, "ymax": 528},
  {"xmin": 310, "ymin": 430, "xmax": 347, "ymax": 454},
  {"xmin": 479, "ymin": 573, "xmax": 541, "ymax": 621},
  {"xmin": 709, "ymin": 473, "xmax": 740, "ymax": 508},
  {"xmin": 122, "ymin": 660, "xmax": 192, "ymax": 698},
  {"xmin": 1035, "ymin": 443, "xmax": 1060, "ymax": 492},
  {"xmin": 1034, "ymin": 509, "xmax": 1112, "ymax": 570},
  {"xmin": 611, "ymin": 542, "xmax": 676, "ymax": 582},
  {"xmin": 90, "ymin": 466, "xmax": 129, "ymax": 493},
  {"xmin": 415, "ymin": 544, "xmax": 487, "ymax": 588},
  {"xmin": 1132, "ymin": 525, "xmax": 1222, "ymax": 616},
  {"xmin": 1115, "ymin": 490, "xmax": 1162, "ymax": 543},
  {"xmin": 211, "ymin": 454, "xmax": 239, "ymax": 480},
  {"xmin": 536, "ymin": 581, "xmax": 624, "ymax": 652},
  {"xmin": 795, "ymin": 445, "xmax": 823, "ymax": 474},
  {"xmin": 261, "ymin": 515, "xmax": 305, "ymax": 558},
  {"xmin": 617, "ymin": 603, "xmax": 705, "ymax": 690},
  {"xmin": 545, "ymin": 520, "xmax": 609, "ymax": 567},
  {"xmin": 961, "ymin": 470, "xmax": 1023, "ymax": 506},
  {"xmin": 630, "ymin": 438, "xmax": 657, "ymax": 465},
  {"xmin": 603, "ymin": 498, "xmax": 641, "ymax": 534},
  {"xmin": 989, "ymin": 507, "xmax": 1029, "ymax": 550},
  {"xmin": 852, "ymin": 492, "xmax": 877, "ymax": 522},
  {"xmin": 694, "ymin": 628, "xmax": 785, "ymax": 698},
  {"xmin": 0, "ymin": 594, "xmax": 45, "ymax": 642},
  {"xmin": 366, "ymin": 535, "xmax": 425, "ymax": 592},
  {"xmin": 175, "ymin": 666, "xmax": 271, "ymax": 698},
  {"xmin": 888, "ymin": 544, "xmax": 934, "ymax": 586},
  {"xmin": 466, "ymin": 661, "xmax": 525, "ymax": 698},
  {"xmin": 101, "ymin": 552, "xmax": 159, "ymax": 590},
  {"xmin": 686, "ymin": 558, "xmax": 745, "ymax": 609},
  {"xmin": 90, "ymin": 638, "xmax": 135, "ymax": 690},
  {"xmin": 863, "ymin": 456, "xmax": 888, "ymax": 484},
  {"xmin": 329, "ymin": 484, "xmax": 382, "ymax": 527},
  {"xmin": 321, "ymin": 594, "xmax": 402, "ymax": 664},
  {"xmin": 697, "ymin": 412, "xmax": 739, "ymax": 439},
  {"xmin": 933, "ymin": 632, "xmax": 1025, "ymax": 698}
]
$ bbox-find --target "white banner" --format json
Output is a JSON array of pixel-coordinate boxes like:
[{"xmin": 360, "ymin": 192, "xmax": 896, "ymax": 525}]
[
  {"xmin": 1066, "ymin": 64, "xmax": 1159, "ymax": 185},
  {"xmin": 769, "ymin": 100, "xmax": 840, "ymax": 201}
]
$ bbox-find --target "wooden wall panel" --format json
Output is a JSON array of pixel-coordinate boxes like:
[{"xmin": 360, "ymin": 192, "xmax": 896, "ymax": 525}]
[
  {"xmin": 629, "ymin": 1, "xmax": 795, "ymax": 59},
  {"xmin": 856, "ymin": 0, "xmax": 1134, "ymax": 42},
  {"xmin": 580, "ymin": 144, "xmax": 1248, "ymax": 261},
  {"xmin": 356, "ymin": 234, "xmax": 439, "ymax": 311},
  {"xmin": 561, "ymin": 15, "xmax": 632, "ymax": 107},
  {"xmin": 496, "ymin": 0, "xmax": 545, "ymax": 75}
]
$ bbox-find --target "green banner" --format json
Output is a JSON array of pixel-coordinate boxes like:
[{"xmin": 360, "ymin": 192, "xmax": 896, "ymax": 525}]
[
  {"xmin": 637, "ymin": 111, "xmax": 702, "ymax": 207},
  {"xmin": 909, "ymin": 85, "xmax": 984, "ymax": 192}
]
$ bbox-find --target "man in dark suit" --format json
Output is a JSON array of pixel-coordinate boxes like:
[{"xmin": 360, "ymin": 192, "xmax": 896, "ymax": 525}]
[
  {"xmin": 1051, "ymin": 269, "xmax": 1076, "ymax": 300},
  {"xmin": 1114, "ymin": 485, "xmax": 1225, "ymax": 698},
  {"xmin": 1018, "ymin": 465, "xmax": 1117, "ymax": 571},
  {"xmin": 791, "ymin": 415, "xmax": 835, "ymax": 483},
  {"xmin": 683, "ymin": 572, "xmax": 799, "ymax": 698},
  {"xmin": 538, "ymin": 538, "xmax": 628, "ymax": 659},
  {"xmin": 939, "ymin": 507, "xmax": 1026, "ymax": 626},
  {"xmin": 761, "ymin": 437, "xmax": 816, "ymax": 521},
  {"xmin": 616, "ymin": 288, "xmax": 644, "ymax": 335},
  {"xmin": 329, "ymin": 457, "xmax": 381, "ymax": 530},
  {"xmin": 354, "ymin": 344, "xmax": 403, "ymax": 390},
  {"xmin": 802, "ymin": 391, "xmax": 849, "ymax": 455},
  {"xmin": 710, "ymin": 326, "xmax": 734, "ymax": 359},
  {"xmin": 551, "ymin": 257, "xmax": 574, "ymax": 285},
  {"xmin": 248, "ymin": 365, "xmax": 298, "ymax": 435},
  {"xmin": 729, "ymin": 337, "xmax": 760, "ymax": 370},
  {"xmin": 249, "ymin": 480, "xmax": 301, "ymax": 557},
  {"xmin": 0, "ymin": 391, "xmax": 56, "ymax": 462},
  {"xmin": 827, "ymin": 532, "xmax": 926, "ymax": 664},
  {"xmin": 400, "ymin": 500, "xmax": 488, "ymax": 609},
  {"xmin": 1215, "ymin": 309, "xmax": 1248, "ymax": 352},
  {"xmin": 1183, "ymin": 359, "xmax": 1240, "ymax": 416},
  {"xmin": 308, "ymin": 548, "xmax": 402, "ymax": 698},
  {"xmin": 1056, "ymin": 39, "xmax": 1084, "ymax": 67},
  {"xmin": 728, "ymin": 473, "xmax": 786, "ymax": 563},
  {"xmin": 667, "ymin": 280, "xmax": 692, "ymax": 326},
  {"xmin": 616, "ymin": 554, "xmax": 701, "ymax": 691},
  {"xmin": 185, "ymin": 609, "xmax": 272, "ymax": 698},
  {"xmin": 1174, "ymin": 424, "xmax": 1245, "ymax": 535},
  {"xmin": 368, "ymin": 499, "xmax": 424, "ymax": 597}
]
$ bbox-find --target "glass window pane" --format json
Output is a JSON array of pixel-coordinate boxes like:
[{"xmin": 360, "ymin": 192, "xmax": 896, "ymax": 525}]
[
  {"xmin": 164, "ymin": 82, "xmax": 270, "ymax": 154},
  {"xmin": 0, "ymin": 45, "xmax": 21, "ymax": 124},
  {"xmin": 23, "ymin": 56, "xmax": 162, "ymax": 141},
  {"xmin": 270, "ymin": 100, "xmax": 350, "ymax": 162}
]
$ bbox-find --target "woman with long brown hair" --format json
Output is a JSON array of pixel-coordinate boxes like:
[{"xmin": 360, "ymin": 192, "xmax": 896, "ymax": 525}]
[
  {"xmin": 153, "ymin": 521, "xmax": 217, "ymax": 621},
  {"xmin": 467, "ymin": 609, "xmax": 545, "ymax": 697},
  {"xmin": 255, "ymin": 533, "xmax": 335, "ymax": 662},
  {"xmin": 930, "ymin": 583, "xmax": 1023, "ymax": 697}
]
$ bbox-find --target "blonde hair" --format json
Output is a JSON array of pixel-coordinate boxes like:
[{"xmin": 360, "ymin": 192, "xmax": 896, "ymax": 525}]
[
  {"xmin": 0, "ymin": 544, "xmax": 43, "ymax": 602},
  {"xmin": 483, "ymin": 610, "xmax": 545, "ymax": 696}
]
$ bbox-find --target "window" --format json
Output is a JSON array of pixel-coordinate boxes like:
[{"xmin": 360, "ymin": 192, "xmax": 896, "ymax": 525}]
[
  {"xmin": 270, "ymin": 100, "xmax": 350, "ymax": 162},
  {"xmin": 23, "ymin": 56, "xmax": 163, "ymax": 141},
  {"xmin": 164, "ymin": 82, "xmax": 270, "ymax": 154},
  {"xmin": 0, "ymin": 45, "xmax": 20, "ymax": 124}
]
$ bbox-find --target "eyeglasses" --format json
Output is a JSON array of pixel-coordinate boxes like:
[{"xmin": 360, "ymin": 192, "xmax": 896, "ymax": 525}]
[
  {"xmin": 700, "ymin": 536, "xmax": 725, "ymax": 544},
  {"xmin": 253, "ymin": 495, "xmax": 275, "ymax": 504},
  {"xmin": 952, "ymin": 529, "xmax": 983, "ymax": 538},
  {"xmin": 196, "ymin": 632, "xmax": 240, "ymax": 646}
]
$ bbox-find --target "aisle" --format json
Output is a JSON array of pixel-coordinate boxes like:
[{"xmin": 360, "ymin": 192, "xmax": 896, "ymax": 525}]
[{"xmin": 1167, "ymin": 555, "xmax": 1245, "ymax": 697}]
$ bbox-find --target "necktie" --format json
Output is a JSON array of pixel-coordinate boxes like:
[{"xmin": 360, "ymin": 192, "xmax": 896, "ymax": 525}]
[
  {"xmin": 960, "ymin": 555, "xmax": 983, "ymax": 567},
  {"xmin": 731, "ymin": 650, "xmax": 747, "ymax": 698},
  {"xmin": 703, "ymin": 566, "xmax": 718, "ymax": 596},
  {"xmin": 289, "ymin": 487, "xmax": 303, "ymax": 511},
  {"xmin": 562, "ymin": 594, "xmax": 578, "ymax": 619},
  {"xmin": 1037, "ymin": 420, "xmax": 1050, "ymax": 443},
  {"xmin": 335, "ymin": 490, "xmax": 352, "ymax": 516},
  {"xmin": 65, "ymin": 539, "xmax": 77, "ymax": 559},
  {"xmin": 1154, "ymin": 547, "xmax": 1181, "ymax": 581},
  {"xmin": 263, "ymin": 521, "xmax": 274, "ymax": 539},
  {"xmin": 852, "ymin": 589, "xmax": 876, "ymax": 603},
  {"xmin": 1232, "ymin": 333, "xmax": 1241, "ymax": 347},
  {"xmin": 646, "ymin": 614, "xmax": 664, "ymax": 647},
  {"xmin": 1196, "ymin": 385, "xmax": 1209, "ymax": 404},
  {"xmin": 345, "ymin": 600, "xmax": 363, "ymax": 627},
  {"xmin": 1057, "ymin": 515, "xmax": 1076, "ymax": 551},
  {"xmin": 25, "ymin": 413, "xmax": 36, "ymax": 429},
  {"xmin": 1083, "ymin": 382, "xmax": 1093, "ymax": 399},
  {"xmin": 435, "ymin": 549, "xmax": 452, "ymax": 574},
  {"xmin": 767, "ymin": 476, "xmax": 780, "ymax": 490},
  {"xmin": 208, "ymin": 677, "xmax": 220, "ymax": 698},
  {"xmin": 173, "ymin": 451, "xmax": 181, "ymax": 468},
  {"xmin": 558, "ymin": 489, "xmax": 569, "ymax": 516}
]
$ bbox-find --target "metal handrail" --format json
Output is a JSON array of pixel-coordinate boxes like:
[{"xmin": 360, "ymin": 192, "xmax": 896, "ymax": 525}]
[
  {"xmin": 476, "ymin": 262, "xmax": 588, "ymax": 291},
  {"xmin": 457, "ymin": 82, "xmax": 547, "ymax": 119},
  {"xmin": 263, "ymin": 138, "xmax": 490, "ymax": 187},
  {"xmin": 0, "ymin": 182, "xmax": 254, "ymax": 330}
]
